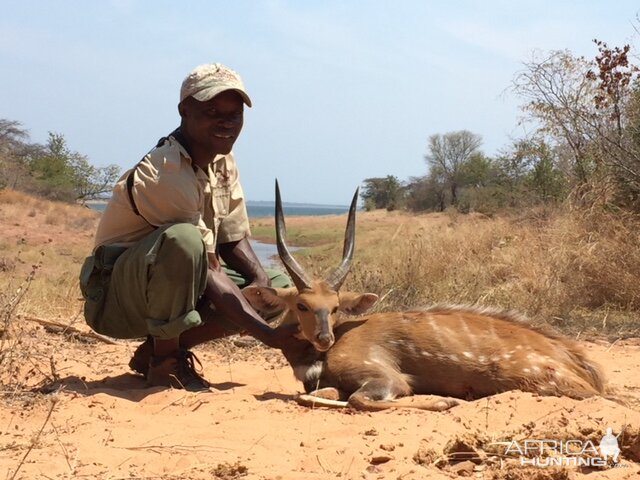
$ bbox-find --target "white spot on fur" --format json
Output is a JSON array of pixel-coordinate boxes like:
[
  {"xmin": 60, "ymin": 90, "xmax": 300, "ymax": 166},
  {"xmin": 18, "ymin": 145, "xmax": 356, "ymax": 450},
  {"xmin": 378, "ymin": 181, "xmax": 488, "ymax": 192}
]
[
  {"xmin": 478, "ymin": 355, "xmax": 487, "ymax": 363},
  {"xmin": 503, "ymin": 353, "xmax": 512, "ymax": 360},
  {"xmin": 364, "ymin": 360, "xmax": 372, "ymax": 365},
  {"xmin": 293, "ymin": 362, "xmax": 323, "ymax": 383},
  {"xmin": 532, "ymin": 366, "xmax": 541, "ymax": 373},
  {"xmin": 377, "ymin": 388, "xmax": 394, "ymax": 401},
  {"xmin": 448, "ymin": 354, "xmax": 459, "ymax": 362},
  {"xmin": 421, "ymin": 351, "xmax": 432, "ymax": 357},
  {"xmin": 516, "ymin": 345, "xmax": 523, "ymax": 350},
  {"xmin": 522, "ymin": 368, "xmax": 531, "ymax": 373},
  {"xmin": 462, "ymin": 351, "xmax": 474, "ymax": 359},
  {"xmin": 460, "ymin": 321, "xmax": 476, "ymax": 349}
]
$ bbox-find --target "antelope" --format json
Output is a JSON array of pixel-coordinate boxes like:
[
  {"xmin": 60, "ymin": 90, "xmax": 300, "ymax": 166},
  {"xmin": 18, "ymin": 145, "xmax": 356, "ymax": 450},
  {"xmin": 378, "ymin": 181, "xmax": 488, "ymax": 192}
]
[{"xmin": 242, "ymin": 182, "xmax": 606, "ymax": 411}]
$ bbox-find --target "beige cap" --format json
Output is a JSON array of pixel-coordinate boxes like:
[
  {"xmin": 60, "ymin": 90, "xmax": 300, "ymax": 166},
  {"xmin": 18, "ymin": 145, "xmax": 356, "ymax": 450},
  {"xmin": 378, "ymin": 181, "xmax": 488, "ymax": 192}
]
[{"xmin": 179, "ymin": 63, "xmax": 252, "ymax": 107}]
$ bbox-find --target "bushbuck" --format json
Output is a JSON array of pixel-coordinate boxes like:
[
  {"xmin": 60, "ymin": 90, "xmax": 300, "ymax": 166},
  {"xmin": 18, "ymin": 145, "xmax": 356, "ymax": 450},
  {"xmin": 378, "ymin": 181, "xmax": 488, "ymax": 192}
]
[{"xmin": 243, "ymin": 183, "xmax": 606, "ymax": 411}]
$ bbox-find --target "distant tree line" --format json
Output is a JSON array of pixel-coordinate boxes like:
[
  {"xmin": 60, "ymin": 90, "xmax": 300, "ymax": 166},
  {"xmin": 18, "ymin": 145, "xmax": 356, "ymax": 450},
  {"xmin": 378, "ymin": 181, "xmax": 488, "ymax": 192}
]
[
  {"xmin": 361, "ymin": 40, "xmax": 640, "ymax": 214},
  {"xmin": 0, "ymin": 120, "xmax": 120, "ymax": 202}
]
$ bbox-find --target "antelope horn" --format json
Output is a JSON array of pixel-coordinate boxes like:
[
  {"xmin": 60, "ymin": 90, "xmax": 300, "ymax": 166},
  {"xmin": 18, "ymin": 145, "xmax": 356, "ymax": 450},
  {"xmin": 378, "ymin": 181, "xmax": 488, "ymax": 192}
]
[
  {"xmin": 325, "ymin": 188, "xmax": 358, "ymax": 291},
  {"xmin": 275, "ymin": 180, "xmax": 313, "ymax": 291}
]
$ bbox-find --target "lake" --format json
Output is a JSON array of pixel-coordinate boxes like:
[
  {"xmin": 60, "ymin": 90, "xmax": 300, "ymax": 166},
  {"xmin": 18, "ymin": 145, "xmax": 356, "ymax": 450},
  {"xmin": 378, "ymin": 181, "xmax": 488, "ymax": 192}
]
[
  {"xmin": 87, "ymin": 200, "xmax": 349, "ymax": 267},
  {"xmin": 245, "ymin": 202, "xmax": 350, "ymax": 218}
]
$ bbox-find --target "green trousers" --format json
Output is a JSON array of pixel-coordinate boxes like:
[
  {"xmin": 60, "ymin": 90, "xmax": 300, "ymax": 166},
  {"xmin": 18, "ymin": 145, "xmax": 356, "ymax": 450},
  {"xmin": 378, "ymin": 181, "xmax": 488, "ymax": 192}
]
[{"xmin": 79, "ymin": 223, "xmax": 290, "ymax": 340}]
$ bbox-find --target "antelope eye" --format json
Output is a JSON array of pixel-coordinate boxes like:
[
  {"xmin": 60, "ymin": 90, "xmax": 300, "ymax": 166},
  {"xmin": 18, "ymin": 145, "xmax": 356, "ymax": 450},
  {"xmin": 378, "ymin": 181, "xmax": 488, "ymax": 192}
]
[{"xmin": 296, "ymin": 303, "xmax": 309, "ymax": 312}]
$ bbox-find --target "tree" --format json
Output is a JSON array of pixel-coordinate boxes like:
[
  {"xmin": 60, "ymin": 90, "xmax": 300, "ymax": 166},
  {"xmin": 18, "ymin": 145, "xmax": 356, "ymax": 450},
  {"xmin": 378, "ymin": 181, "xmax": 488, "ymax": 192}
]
[
  {"xmin": 512, "ymin": 50, "xmax": 598, "ymax": 186},
  {"xmin": 511, "ymin": 43, "xmax": 640, "ymax": 209},
  {"xmin": 587, "ymin": 40, "xmax": 640, "ymax": 207},
  {"xmin": 0, "ymin": 119, "xmax": 33, "ymax": 190},
  {"xmin": 0, "ymin": 119, "xmax": 28, "ymax": 154},
  {"xmin": 425, "ymin": 131, "xmax": 483, "ymax": 206},
  {"xmin": 360, "ymin": 175, "xmax": 405, "ymax": 211},
  {"xmin": 1, "ymin": 120, "xmax": 120, "ymax": 201},
  {"xmin": 29, "ymin": 133, "xmax": 77, "ymax": 200},
  {"xmin": 459, "ymin": 152, "xmax": 495, "ymax": 187},
  {"xmin": 29, "ymin": 132, "xmax": 120, "ymax": 201},
  {"xmin": 69, "ymin": 154, "xmax": 121, "ymax": 201},
  {"xmin": 405, "ymin": 175, "xmax": 447, "ymax": 212},
  {"xmin": 526, "ymin": 142, "xmax": 566, "ymax": 202}
]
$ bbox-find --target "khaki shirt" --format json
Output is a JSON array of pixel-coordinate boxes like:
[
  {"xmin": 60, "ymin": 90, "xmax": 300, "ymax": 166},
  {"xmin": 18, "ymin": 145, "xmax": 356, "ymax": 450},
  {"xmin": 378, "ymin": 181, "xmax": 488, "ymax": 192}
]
[{"xmin": 94, "ymin": 134, "xmax": 251, "ymax": 254}]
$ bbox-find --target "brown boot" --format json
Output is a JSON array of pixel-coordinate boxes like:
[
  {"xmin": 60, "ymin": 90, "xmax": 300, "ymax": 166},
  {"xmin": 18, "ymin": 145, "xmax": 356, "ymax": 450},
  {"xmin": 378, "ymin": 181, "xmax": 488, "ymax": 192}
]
[
  {"xmin": 147, "ymin": 349, "xmax": 211, "ymax": 392},
  {"xmin": 128, "ymin": 335, "xmax": 153, "ymax": 377}
]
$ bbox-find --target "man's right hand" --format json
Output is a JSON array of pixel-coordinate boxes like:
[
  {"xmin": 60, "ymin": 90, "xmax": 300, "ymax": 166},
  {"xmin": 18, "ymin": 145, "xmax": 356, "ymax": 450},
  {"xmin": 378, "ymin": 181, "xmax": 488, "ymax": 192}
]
[{"xmin": 264, "ymin": 322, "xmax": 308, "ymax": 351}]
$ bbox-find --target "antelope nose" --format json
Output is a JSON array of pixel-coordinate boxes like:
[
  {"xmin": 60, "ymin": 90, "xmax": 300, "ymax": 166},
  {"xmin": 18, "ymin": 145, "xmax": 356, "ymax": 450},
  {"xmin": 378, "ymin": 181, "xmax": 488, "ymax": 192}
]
[{"xmin": 315, "ymin": 332, "xmax": 334, "ymax": 350}]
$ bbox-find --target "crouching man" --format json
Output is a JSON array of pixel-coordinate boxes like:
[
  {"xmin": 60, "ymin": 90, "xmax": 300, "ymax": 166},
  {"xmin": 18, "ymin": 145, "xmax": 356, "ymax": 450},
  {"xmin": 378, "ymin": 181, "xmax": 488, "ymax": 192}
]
[{"xmin": 79, "ymin": 63, "xmax": 301, "ymax": 391}]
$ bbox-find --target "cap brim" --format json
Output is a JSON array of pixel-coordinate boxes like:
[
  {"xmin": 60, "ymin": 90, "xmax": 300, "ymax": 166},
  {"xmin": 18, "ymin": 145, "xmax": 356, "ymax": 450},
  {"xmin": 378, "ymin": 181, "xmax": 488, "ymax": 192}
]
[{"xmin": 191, "ymin": 86, "xmax": 252, "ymax": 107}]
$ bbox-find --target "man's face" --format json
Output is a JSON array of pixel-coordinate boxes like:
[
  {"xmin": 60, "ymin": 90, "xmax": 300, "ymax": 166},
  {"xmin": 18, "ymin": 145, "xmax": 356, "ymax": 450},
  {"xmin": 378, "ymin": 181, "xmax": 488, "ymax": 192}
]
[{"xmin": 179, "ymin": 90, "xmax": 244, "ymax": 157}]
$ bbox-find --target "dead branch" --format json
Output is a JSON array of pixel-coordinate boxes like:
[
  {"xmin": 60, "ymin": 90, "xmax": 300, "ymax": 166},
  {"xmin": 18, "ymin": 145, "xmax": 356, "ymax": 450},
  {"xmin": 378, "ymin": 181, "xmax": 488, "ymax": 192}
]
[{"xmin": 17, "ymin": 314, "xmax": 119, "ymax": 345}]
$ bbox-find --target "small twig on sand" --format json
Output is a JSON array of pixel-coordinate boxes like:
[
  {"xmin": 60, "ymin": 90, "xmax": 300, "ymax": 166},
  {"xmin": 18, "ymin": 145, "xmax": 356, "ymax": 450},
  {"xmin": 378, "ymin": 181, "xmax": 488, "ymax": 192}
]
[
  {"xmin": 18, "ymin": 315, "xmax": 119, "ymax": 345},
  {"xmin": 606, "ymin": 338, "xmax": 621, "ymax": 352},
  {"xmin": 115, "ymin": 444, "xmax": 229, "ymax": 453},
  {"xmin": 316, "ymin": 454, "xmax": 329, "ymax": 474},
  {"xmin": 341, "ymin": 456, "xmax": 355, "ymax": 478},
  {"xmin": 51, "ymin": 422, "xmax": 75, "ymax": 474},
  {"xmin": 9, "ymin": 397, "xmax": 57, "ymax": 480},
  {"xmin": 245, "ymin": 434, "xmax": 267, "ymax": 453}
]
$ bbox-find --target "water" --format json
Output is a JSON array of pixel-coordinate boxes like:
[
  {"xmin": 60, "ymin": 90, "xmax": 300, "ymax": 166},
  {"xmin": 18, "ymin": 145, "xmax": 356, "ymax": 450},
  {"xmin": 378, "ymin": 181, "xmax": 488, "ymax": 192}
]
[
  {"xmin": 246, "ymin": 202, "xmax": 350, "ymax": 218},
  {"xmin": 86, "ymin": 200, "xmax": 347, "ymax": 267}
]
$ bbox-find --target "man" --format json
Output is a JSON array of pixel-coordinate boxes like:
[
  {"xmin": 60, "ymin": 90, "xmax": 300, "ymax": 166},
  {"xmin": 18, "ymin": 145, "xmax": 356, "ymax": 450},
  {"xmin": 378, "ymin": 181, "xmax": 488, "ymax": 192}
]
[{"xmin": 79, "ymin": 63, "xmax": 300, "ymax": 391}]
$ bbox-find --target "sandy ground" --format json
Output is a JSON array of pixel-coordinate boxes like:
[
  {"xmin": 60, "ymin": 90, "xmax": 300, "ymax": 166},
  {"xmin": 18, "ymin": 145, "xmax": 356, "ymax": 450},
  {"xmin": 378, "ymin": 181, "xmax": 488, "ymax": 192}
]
[{"xmin": 1, "ymin": 326, "xmax": 639, "ymax": 480}]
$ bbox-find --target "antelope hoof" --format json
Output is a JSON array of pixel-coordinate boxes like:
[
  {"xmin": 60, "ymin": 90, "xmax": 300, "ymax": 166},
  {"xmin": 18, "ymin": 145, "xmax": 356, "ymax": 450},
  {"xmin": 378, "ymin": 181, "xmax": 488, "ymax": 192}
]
[
  {"xmin": 433, "ymin": 398, "xmax": 459, "ymax": 411},
  {"xmin": 307, "ymin": 387, "xmax": 342, "ymax": 401}
]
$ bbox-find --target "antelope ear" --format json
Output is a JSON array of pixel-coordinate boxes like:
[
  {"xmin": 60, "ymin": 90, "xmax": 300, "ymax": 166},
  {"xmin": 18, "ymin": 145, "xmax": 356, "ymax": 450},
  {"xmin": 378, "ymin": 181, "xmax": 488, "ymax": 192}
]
[
  {"xmin": 242, "ymin": 286, "xmax": 297, "ymax": 310},
  {"xmin": 338, "ymin": 292, "xmax": 379, "ymax": 315}
]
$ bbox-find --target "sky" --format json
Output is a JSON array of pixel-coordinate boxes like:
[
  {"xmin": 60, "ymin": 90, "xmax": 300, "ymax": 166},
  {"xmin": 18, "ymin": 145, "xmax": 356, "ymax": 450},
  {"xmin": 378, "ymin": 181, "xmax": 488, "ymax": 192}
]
[{"xmin": 1, "ymin": 1, "xmax": 639, "ymax": 205}]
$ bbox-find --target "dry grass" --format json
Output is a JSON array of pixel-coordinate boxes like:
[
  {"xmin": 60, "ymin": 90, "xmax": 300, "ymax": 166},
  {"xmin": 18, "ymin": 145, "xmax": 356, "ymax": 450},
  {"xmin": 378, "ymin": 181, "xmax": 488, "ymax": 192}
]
[
  {"xmin": 0, "ymin": 189, "xmax": 98, "ymax": 229},
  {"xmin": 0, "ymin": 189, "xmax": 98, "ymax": 321}
]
